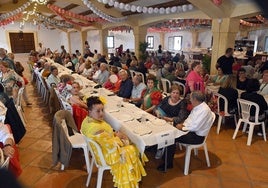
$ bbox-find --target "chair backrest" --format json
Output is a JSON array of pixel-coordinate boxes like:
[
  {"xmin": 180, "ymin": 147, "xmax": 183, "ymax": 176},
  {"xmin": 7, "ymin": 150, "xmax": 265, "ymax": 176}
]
[
  {"xmin": 213, "ymin": 93, "xmax": 229, "ymax": 115},
  {"xmin": 161, "ymin": 78, "xmax": 171, "ymax": 93},
  {"xmin": 203, "ymin": 112, "xmax": 216, "ymax": 142},
  {"xmin": 129, "ymin": 70, "xmax": 135, "ymax": 79},
  {"xmin": 15, "ymin": 87, "xmax": 24, "ymax": 108},
  {"xmin": 172, "ymin": 81, "xmax": 186, "ymax": 97},
  {"xmin": 83, "ymin": 136, "xmax": 109, "ymax": 169},
  {"xmin": 134, "ymin": 71, "xmax": 145, "ymax": 84},
  {"xmin": 237, "ymin": 99, "xmax": 260, "ymax": 123},
  {"xmin": 0, "ymin": 148, "xmax": 10, "ymax": 169}
]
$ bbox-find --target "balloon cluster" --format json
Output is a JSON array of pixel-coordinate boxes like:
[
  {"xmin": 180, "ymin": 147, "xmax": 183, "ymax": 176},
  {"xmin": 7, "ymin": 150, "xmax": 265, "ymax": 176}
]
[
  {"xmin": 82, "ymin": 0, "xmax": 128, "ymax": 23},
  {"xmin": 0, "ymin": 13, "xmax": 23, "ymax": 26},
  {"xmin": 0, "ymin": 2, "xmax": 31, "ymax": 21},
  {"xmin": 96, "ymin": 0, "xmax": 194, "ymax": 14},
  {"xmin": 47, "ymin": 4, "xmax": 104, "ymax": 23}
]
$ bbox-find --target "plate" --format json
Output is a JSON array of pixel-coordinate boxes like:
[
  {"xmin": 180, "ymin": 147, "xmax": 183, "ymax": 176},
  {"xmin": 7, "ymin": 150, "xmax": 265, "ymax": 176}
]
[
  {"xmin": 110, "ymin": 75, "xmax": 118, "ymax": 83},
  {"xmin": 133, "ymin": 126, "xmax": 152, "ymax": 136},
  {"xmin": 116, "ymin": 114, "xmax": 133, "ymax": 122}
]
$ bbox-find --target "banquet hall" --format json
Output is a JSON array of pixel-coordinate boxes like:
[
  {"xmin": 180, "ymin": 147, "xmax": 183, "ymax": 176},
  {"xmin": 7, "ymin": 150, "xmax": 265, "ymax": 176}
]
[{"xmin": 0, "ymin": 0, "xmax": 268, "ymax": 187}]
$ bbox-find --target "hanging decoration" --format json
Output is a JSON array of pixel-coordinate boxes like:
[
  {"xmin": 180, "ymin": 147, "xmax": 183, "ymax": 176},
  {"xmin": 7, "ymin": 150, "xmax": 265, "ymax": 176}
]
[
  {"xmin": 110, "ymin": 26, "xmax": 132, "ymax": 32},
  {"xmin": 82, "ymin": 0, "xmax": 128, "ymax": 23},
  {"xmin": 239, "ymin": 19, "xmax": 260, "ymax": 27},
  {"xmin": 0, "ymin": 13, "xmax": 23, "ymax": 26},
  {"xmin": 148, "ymin": 19, "xmax": 212, "ymax": 32},
  {"xmin": 0, "ymin": 2, "xmax": 31, "ymax": 21},
  {"xmin": 96, "ymin": 0, "xmax": 194, "ymax": 15},
  {"xmin": 29, "ymin": 0, "xmax": 48, "ymax": 5},
  {"xmin": 212, "ymin": 0, "xmax": 223, "ymax": 6},
  {"xmin": 47, "ymin": 4, "xmax": 104, "ymax": 23},
  {"xmin": 34, "ymin": 13, "xmax": 73, "ymax": 29}
]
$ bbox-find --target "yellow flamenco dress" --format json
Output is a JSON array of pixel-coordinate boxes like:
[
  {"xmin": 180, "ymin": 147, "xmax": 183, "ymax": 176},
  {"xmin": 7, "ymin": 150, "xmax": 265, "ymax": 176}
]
[{"xmin": 81, "ymin": 116, "xmax": 147, "ymax": 188}]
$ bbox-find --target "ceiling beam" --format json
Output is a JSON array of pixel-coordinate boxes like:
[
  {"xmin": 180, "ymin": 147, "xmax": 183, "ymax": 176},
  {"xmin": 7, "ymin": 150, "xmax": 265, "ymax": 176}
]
[{"xmin": 230, "ymin": 2, "xmax": 260, "ymax": 19}]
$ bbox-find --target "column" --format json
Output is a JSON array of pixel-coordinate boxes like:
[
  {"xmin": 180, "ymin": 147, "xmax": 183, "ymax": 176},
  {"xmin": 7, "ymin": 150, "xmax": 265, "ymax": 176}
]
[
  {"xmin": 191, "ymin": 30, "xmax": 198, "ymax": 48},
  {"xmin": 133, "ymin": 26, "xmax": 148, "ymax": 60},
  {"xmin": 159, "ymin": 32, "xmax": 164, "ymax": 50},
  {"xmin": 100, "ymin": 28, "xmax": 108, "ymax": 56},
  {"xmin": 81, "ymin": 30, "xmax": 87, "ymax": 54},
  {"xmin": 67, "ymin": 32, "xmax": 71, "ymax": 53},
  {"xmin": 211, "ymin": 18, "xmax": 240, "ymax": 74}
]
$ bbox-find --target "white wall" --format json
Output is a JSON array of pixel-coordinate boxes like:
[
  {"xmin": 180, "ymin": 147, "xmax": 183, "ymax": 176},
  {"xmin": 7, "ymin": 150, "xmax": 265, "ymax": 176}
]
[
  {"xmin": 109, "ymin": 30, "xmax": 135, "ymax": 51},
  {"xmin": 0, "ymin": 21, "xmax": 64, "ymax": 53},
  {"xmin": 198, "ymin": 30, "xmax": 212, "ymax": 48},
  {"xmin": 70, "ymin": 31, "xmax": 82, "ymax": 54},
  {"xmin": 165, "ymin": 31, "xmax": 193, "ymax": 52},
  {"xmin": 87, "ymin": 30, "xmax": 101, "ymax": 53}
]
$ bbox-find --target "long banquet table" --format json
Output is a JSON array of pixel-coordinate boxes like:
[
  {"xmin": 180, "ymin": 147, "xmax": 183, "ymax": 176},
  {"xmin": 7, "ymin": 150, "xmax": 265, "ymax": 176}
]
[{"xmin": 47, "ymin": 59, "xmax": 186, "ymax": 153}]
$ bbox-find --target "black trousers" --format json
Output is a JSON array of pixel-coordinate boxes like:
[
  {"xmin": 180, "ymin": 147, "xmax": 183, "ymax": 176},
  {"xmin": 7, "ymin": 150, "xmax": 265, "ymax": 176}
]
[{"xmin": 164, "ymin": 132, "xmax": 205, "ymax": 165}]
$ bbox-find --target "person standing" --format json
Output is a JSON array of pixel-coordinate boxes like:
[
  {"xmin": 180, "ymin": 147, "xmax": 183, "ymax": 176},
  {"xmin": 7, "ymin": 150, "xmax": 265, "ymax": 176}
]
[{"xmin": 216, "ymin": 48, "xmax": 234, "ymax": 75}]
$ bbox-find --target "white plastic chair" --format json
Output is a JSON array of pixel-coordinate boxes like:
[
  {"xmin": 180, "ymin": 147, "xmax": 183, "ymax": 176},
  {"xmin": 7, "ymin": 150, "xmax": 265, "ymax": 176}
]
[
  {"xmin": 213, "ymin": 93, "xmax": 237, "ymax": 134},
  {"xmin": 0, "ymin": 148, "xmax": 10, "ymax": 169},
  {"xmin": 60, "ymin": 119, "xmax": 91, "ymax": 173},
  {"xmin": 232, "ymin": 99, "xmax": 267, "ymax": 146},
  {"xmin": 172, "ymin": 81, "xmax": 186, "ymax": 97},
  {"xmin": 54, "ymin": 89, "xmax": 73, "ymax": 114},
  {"xmin": 83, "ymin": 136, "xmax": 111, "ymax": 188},
  {"xmin": 134, "ymin": 71, "xmax": 145, "ymax": 84},
  {"xmin": 129, "ymin": 70, "xmax": 135, "ymax": 79},
  {"xmin": 180, "ymin": 112, "xmax": 216, "ymax": 175},
  {"xmin": 160, "ymin": 78, "xmax": 171, "ymax": 96},
  {"xmin": 15, "ymin": 87, "xmax": 27, "ymax": 126}
]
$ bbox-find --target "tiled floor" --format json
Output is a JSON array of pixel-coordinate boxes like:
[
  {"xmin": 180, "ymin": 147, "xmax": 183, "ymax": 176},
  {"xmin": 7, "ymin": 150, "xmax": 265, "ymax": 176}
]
[{"xmin": 15, "ymin": 54, "xmax": 268, "ymax": 188}]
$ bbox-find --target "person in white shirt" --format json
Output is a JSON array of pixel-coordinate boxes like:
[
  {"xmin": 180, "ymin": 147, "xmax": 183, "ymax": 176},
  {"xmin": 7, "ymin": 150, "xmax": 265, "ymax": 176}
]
[
  {"xmin": 93, "ymin": 63, "xmax": 109, "ymax": 85},
  {"xmin": 259, "ymin": 70, "xmax": 268, "ymax": 95},
  {"xmin": 37, "ymin": 43, "xmax": 46, "ymax": 55},
  {"xmin": 157, "ymin": 91, "xmax": 214, "ymax": 172},
  {"xmin": 123, "ymin": 74, "xmax": 146, "ymax": 107}
]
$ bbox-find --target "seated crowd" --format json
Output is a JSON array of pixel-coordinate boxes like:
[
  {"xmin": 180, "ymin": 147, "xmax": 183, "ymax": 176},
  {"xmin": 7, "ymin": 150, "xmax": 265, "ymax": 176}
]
[{"xmin": 2, "ymin": 43, "xmax": 268, "ymax": 184}]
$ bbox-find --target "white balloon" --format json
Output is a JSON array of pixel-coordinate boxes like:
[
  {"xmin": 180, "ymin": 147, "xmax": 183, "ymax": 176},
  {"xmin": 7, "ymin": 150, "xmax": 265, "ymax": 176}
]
[
  {"xmin": 182, "ymin": 5, "xmax": 187, "ymax": 12},
  {"xmin": 159, "ymin": 7, "xmax": 165, "ymax": 14},
  {"xmin": 177, "ymin": 6, "xmax": 182, "ymax": 12},
  {"xmin": 119, "ymin": 3, "xmax": 124, "ymax": 9},
  {"xmin": 148, "ymin": 7, "xmax": 153, "ymax": 14},
  {"xmin": 136, "ymin": 6, "xmax": 142, "ymax": 13},
  {"xmin": 188, "ymin": 4, "xmax": 194, "ymax": 10},
  {"xmin": 83, "ymin": 0, "xmax": 88, "ymax": 4},
  {"xmin": 108, "ymin": 0, "xmax": 114, "ymax": 6},
  {"xmin": 153, "ymin": 8, "xmax": 159, "ymax": 13},
  {"xmin": 165, "ymin": 7, "xmax": 170, "ymax": 14},
  {"xmin": 102, "ymin": 0, "xmax": 108, "ymax": 4},
  {"xmin": 131, "ymin": 5, "xmax": 136, "ymax": 12},
  {"xmin": 114, "ymin": 1, "xmax": 119, "ymax": 8},
  {"xmin": 124, "ymin": 4, "xmax": 130, "ymax": 11},
  {"xmin": 171, "ymin": 6, "xmax": 177, "ymax": 13},
  {"xmin": 142, "ymin": 7, "xmax": 148, "ymax": 13}
]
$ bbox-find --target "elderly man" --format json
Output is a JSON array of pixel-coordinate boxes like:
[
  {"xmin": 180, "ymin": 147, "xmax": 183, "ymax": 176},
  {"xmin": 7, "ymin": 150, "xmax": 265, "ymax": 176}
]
[
  {"xmin": 92, "ymin": 63, "xmax": 109, "ymax": 85},
  {"xmin": 259, "ymin": 70, "xmax": 268, "ymax": 95},
  {"xmin": 123, "ymin": 74, "xmax": 146, "ymax": 107},
  {"xmin": 157, "ymin": 91, "xmax": 214, "ymax": 172},
  {"xmin": 0, "ymin": 48, "xmax": 15, "ymax": 70},
  {"xmin": 118, "ymin": 69, "xmax": 133, "ymax": 98}
]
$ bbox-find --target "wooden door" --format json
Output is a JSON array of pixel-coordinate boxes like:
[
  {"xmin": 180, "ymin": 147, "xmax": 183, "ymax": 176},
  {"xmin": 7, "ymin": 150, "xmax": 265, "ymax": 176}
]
[{"xmin": 9, "ymin": 32, "xmax": 35, "ymax": 53}]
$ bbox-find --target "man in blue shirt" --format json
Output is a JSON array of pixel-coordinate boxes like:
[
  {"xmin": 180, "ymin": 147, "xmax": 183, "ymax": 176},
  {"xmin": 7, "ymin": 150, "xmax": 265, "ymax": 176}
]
[{"xmin": 118, "ymin": 69, "xmax": 133, "ymax": 98}]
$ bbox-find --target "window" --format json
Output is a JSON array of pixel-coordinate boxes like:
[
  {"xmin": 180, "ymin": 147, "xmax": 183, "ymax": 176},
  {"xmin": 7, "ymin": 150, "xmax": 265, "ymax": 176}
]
[
  {"xmin": 265, "ymin": 36, "xmax": 268, "ymax": 52},
  {"xmin": 107, "ymin": 36, "xmax": 114, "ymax": 48},
  {"xmin": 174, "ymin": 36, "xmax": 182, "ymax": 51},
  {"xmin": 147, "ymin": 36, "xmax": 154, "ymax": 49}
]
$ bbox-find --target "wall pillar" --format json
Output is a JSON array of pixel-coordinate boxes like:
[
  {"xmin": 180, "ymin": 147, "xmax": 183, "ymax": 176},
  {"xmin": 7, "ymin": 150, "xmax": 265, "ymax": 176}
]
[
  {"xmin": 211, "ymin": 18, "xmax": 240, "ymax": 74},
  {"xmin": 159, "ymin": 32, "xmax": 164, "ymax": 50},
  {"xmin": 133, "ymin": 26, "xmax": 148, "ymax": 60},
  {"xmin": 191, "ymin": 30, "xmax": 199, "ymax": 48},
  {"xmin": 100, "ymin": 28, "xmax": 108, "ymax": 56},
  {"xmin": 81, "ymin": 30, "xmax": 87, "ymax": 54}
]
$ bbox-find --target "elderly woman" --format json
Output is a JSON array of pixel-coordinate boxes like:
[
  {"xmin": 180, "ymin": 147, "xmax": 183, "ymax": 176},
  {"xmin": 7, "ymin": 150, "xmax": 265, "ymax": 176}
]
[
  {"xmin": 141, "ymin": 74, "xmax": 162, "ymax": 113},
  {"xmin": 81, "ymin": 96, "xmax": 147, "ymax": 188},
  {"xmin": 0, "ymin": 61, "xmax": 24, "ymax": 99},
  {"xmin": 103, "ymin": 66, "xmax": 121, "ymax": 92},
  {"xmin": 57, "ymin": 74, "xmax": 74, "ymax": 99},
  {"xmin": 241, "ymin": 78, "xmax": 268, "ymax": 136},
  {"xmin": 208, "ymin": 67, "xmax": 226, "ymax": 86},
  {"xmin": 155, "ymin": 84, "xmax": 189, "ymax": 123},
  {"xmin": 47, "ymin": 66, "xmax": 60, "ymax": 87},
  {"xmin": 185, "ymin": 61, "xmax": 204, "ymax": 93}
]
